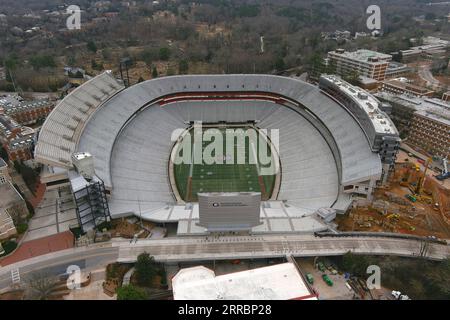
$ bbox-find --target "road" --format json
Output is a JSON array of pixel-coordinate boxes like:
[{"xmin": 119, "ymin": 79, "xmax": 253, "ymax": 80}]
[
  {"xmin": 418, "ymin": 64, "xmax": 444, "ymax": 89},
  {"xmin": 116, "ymin": 234, "xmax": 450, "ymax": 262},
  {"xmin": 1, "ymin": 234, "xmax": 449, "ymax": 291},
  {"xmin": 0, "ymin": 243, "xmax": 118, "ymax": 292}
]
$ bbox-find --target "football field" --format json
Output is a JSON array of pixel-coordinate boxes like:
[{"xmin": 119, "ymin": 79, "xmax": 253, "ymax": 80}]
[{"xmin": 173, "ymin": 127, "xmax": 276, "ymax": 202}]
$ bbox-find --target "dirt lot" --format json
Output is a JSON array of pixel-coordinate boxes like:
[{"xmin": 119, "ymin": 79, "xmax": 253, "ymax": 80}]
[
  {"xmin": 337, "ymin": 161, "xmax": 450, "ymax": 239},
  {"xmin": 296, "ymin": 258, "xmax": 355, "ymax": 300}
]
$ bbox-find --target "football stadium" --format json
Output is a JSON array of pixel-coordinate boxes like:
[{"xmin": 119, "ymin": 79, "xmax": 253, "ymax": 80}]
[{"xmin": 35, "ymin": 72, "xmax": 400, "ymax": 235}]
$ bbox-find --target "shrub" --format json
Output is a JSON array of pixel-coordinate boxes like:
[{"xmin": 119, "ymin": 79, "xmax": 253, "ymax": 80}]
[
  {"xmin": 0, "ymin": 240, "xmax": 18, "ymax": 256},
  {"xmin": 134, "ymin": 252, "xmax": 159, "ymax": 287},
  {"xmin": 117, "ymin": 285, "xmax": 148, "ymax": 300},
  {"xmin": 16, "ymin": 223, "xmax": 28, "ymax": 234}
]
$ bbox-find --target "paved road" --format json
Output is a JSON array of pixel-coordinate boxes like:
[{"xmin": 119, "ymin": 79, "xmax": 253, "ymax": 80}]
[
  {"xmin": 1, "ymin": 235, "xmax": 449, "ymax": 291},
  {"xmin": 0, "ymin": 243, "xmax": 118, "ymax": 291},
  {"xmin": 116, "ymin": 234, "xmax": 450, "ymax": 262},
  {"xmin": 418, "ymin": 65, "xmax": 444, "ymax": 89}
]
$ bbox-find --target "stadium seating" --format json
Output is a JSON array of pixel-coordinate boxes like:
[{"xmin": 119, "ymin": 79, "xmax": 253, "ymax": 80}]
[{"xmin": 38, "ymin": 74, "xmax": 382, "ymax": 218}]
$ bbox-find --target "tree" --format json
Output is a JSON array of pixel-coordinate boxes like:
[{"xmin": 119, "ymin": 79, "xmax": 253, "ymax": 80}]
[
  {"xmin": 159, "ymin": 47, "xmax": 171, "ymax": 61},
  {"xmin": 152, "ymin": 66, "xmax": 158, "ymax": 78},
  {"xmin": 134, "ymin": 252, "xmax": 159, "ymax": 287},
  {"xmin": 0, "ymin": 145, "xmax": 8, "ymax": 161},
  {"xmin": 29, "ymin": 55, "xmax": 56, "ymax": 70},
  {"xmin": 179, "ymin": 59, "xmax": 189, "ymax": 74},
  {"xmin": 343, "ymin": 70, "xmax": 360, "ymax": 86},
  {"xmin": 117, "ymin": 285, "xmax": 148, "ymax": 300},
  {"xmin": 87, "ymin": 40, "xmax": 98, "ymax": 53},
  {"xmin": 341, "ymin": 252, "xmax": 373, "ymax": 277},
  {"xmin": 25, "ymin": 273, "xmax": 58, "ymax": 300},
  {"xmin": 275, "ymin": 57, "xmax": 285, "ymax": 71}
]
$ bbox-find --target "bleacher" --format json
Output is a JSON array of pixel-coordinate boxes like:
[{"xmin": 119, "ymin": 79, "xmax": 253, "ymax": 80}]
[
  {"xmin": 35, "ymin": 71, "xmax": 124, "ymax": 168},
  {"xmin": 38, "ymin": 74, "xmax": 382, "ymax": 218}
]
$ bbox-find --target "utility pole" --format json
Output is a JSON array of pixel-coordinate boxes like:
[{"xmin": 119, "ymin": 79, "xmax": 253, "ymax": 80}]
[{"xmin": 137, "ymin": 195, "xmax": 143, "ymax": 229}]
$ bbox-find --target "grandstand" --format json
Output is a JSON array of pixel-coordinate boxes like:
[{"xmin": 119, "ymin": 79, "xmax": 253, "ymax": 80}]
[{"xmin": 35, "ymin": 73, "xmax": 398, "ymax": 235}]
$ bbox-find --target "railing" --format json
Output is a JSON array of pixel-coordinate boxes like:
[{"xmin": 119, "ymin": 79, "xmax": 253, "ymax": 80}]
[{"xmin": 314, "ymin": 231, "xmax": 448, "ymax": 245}]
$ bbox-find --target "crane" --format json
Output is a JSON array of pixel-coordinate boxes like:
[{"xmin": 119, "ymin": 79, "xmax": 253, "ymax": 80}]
[{"xmin": 415, "ymin": 157, "xmax": 432, "ymax": 196}]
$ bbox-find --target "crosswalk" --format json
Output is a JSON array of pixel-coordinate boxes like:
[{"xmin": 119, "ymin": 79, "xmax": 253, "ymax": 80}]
[{"xmin": 11, "ymin": 268, "xmax": 20, "ymax": 284}]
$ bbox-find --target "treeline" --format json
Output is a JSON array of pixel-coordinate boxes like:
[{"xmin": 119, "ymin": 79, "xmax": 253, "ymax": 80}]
[{"xmin": 336, "ymin": 252, "xmax": 450, "ymax": 300}]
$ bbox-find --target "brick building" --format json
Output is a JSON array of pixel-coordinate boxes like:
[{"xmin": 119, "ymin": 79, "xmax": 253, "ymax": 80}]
[
  {"xmin": 327, "ymin": 49, "xmax": 392, "ymax": 81},
  {"xmin": 0, "ymin": 95, "xmax": 54, "ymax": 125},
  {"xmin": 0, "ymin": 114, "xmax": 34, "ymax": 162},
  {"xmin": 375, "ymin": 92, "xmax": 450, "ymax": 158},
  {"xmin": 408, "ymin": 111, "xmax": 450, "ymax": 159}
]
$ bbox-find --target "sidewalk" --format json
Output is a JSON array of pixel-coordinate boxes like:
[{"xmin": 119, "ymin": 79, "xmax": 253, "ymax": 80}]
[{"xmin": 0, "ymin": 231, "xmax": 74, "ymax": 266}]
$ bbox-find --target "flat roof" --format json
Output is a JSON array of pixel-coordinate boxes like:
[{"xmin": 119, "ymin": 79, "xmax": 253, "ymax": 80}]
[
  {"xmin": 321, "ymin": 75, "xmax": 397, "ymax": 135},
  {"xmin": 329, "ymin": 49, "xmax": 392, "ymax": 64},
  {"xmin": 375, "ymin": 92, "xmax": 450, "ymax": 126},
  {"xmin": 172, "ymin": 263, "xmax": 316, "ymax": 300},
  {"xmin": 0, "ymin": 182, "xmax": 23, "ymax": 208}
]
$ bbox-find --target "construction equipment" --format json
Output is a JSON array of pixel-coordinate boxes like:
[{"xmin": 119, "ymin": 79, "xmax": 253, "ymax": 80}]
[
  {"xmin": 415, "ymin": 157, "xmax": 432, "ymax": 196},
  {"xmin": 317, "ymin": 261, "xmax": 326, "ymax": 272},
  {"xmin": 322, "ymin": 274, "xmax": 333, "ymax": 286},
  {"xmin": 405, "ymin": 194, "xmax": 417, "ymax": 202},
  {"xmin": 387, "ymin": 213, "xmax": 400, "ymax": 222},
  {"xmin": 306, "ymin": 273, "xmax": 314, "ymax": 285}
]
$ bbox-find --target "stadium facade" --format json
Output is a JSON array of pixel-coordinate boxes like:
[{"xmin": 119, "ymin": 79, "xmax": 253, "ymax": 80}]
[{"xmin": 35, "ymin": 71, "xmax": 399, "ymax": 234}]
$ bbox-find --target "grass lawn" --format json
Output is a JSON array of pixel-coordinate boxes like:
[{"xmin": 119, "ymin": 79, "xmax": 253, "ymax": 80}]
[{"xmin": 173, "ymin": 126, "xmax": 276, "ymax": 201}]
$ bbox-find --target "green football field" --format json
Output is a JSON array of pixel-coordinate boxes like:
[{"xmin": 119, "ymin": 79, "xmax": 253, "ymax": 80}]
[{"xmin": 173, "ymin": 127, "xmax": 276, "ymax": 202}]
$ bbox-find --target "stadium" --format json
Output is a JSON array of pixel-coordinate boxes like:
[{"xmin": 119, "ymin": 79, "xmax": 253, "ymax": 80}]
[{"xmin": 35, "ymin": 72, "xmax": 399, "ymax": 235}]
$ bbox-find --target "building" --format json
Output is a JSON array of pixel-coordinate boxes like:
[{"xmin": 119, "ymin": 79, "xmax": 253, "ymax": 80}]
[
  {"xmin": 0, "ymin": 181, "xmax": 29, "ymax": 224},
  {"xmin": 0, "ymin": 157, "xmax": 11, "ymax": 185},
  {"xmin": 197, "ymin": 192, "xmax": 262, "ymax": 232},
  {"xmin": 0, "ymin": 114, "xmax": 34, "ymax": 161},
  {"xmin": 375, "ymin": 92, "xmax": 450, "ymax": 158},
  {"xmin": 172, "ymin": 263, "xmax": 318, "ymax": 300},
  {"xmin": 327, "ymin": 49, "xmax": 392, "ymax": 81},
  {"xmin": 408, "ymin": 110, "xmax": 450, "ymax": 159},
  {"xmin": 385, "ymin": 62, "xmax": 411, "ymax": 79},
  {"xmin": 443, "ymin": 92, "xmax": 450, "ymax": 102},
  {"xmin": 35, "ymin": 72, "xmax": 398, "ymax": 235},
  {"xmin": 70, "ymin": 152, "xmax": 110, "ymax": 232},
  {"xmin": 70, "ymin": 171, "xmax": 110, "ymax": 232},
  {"xmin": 396, "ymin": 37, "xmax": 449, "ymax": 62},
  {"xmin": 319, "ymin": 75, "xmax": 400, "ymax": 184},
  {"xmin": 0, "ymin": 209, "xmax": 16, "ymax": 240},
  {"xmin": 381, "ymin": 78, "xmax": 434, "ymax": 98},
  {"xmin": 1, "ymin": 94, "xmax": 54, "ymax": 126}
]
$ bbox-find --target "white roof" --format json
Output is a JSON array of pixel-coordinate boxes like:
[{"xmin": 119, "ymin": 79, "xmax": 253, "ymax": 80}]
[
  {"xmin": 172, "ymin": 263, "xmax": 316, "ymax": 300},
  {"xmin": 322, "ymin": 75, "xmax": 397, "ymax": 135}
]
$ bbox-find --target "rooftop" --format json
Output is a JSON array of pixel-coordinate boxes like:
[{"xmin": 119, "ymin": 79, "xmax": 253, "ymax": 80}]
[
  {"xmin": 172, "ymin": 263, "xmax": 316, "ymax": 300},
  {"xmin": 329, "ymin": 49, "xmax": 392, "ymax": 64},
  {"xmin": 382, "ymin": 78, "xmax": 434, "ymax": 94},
  {"xmin": 321, "ymin": 75, "xmax": 398, "ymax": 135},
  {"xmin": 0, "ymin": 158, "xmax": 6, "ymax": 168},
  {"xmin": 0, "ymin": 182, "xmax": 24, "ymax": 208},
  {"xmin": 374, "ymin": 92, "xmax": 450, "ymax": 126}
]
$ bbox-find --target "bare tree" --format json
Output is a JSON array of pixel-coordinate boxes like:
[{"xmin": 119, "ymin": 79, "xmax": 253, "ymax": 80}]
[{"xmin": 24, "ymin": 272, "xmax": 58, "ymax": 300}]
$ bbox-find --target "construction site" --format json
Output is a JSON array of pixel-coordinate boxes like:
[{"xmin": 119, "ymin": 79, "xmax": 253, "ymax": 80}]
[{"xmin": 337, "ymin": 156, "xmax": 450, "ymax": 239}]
